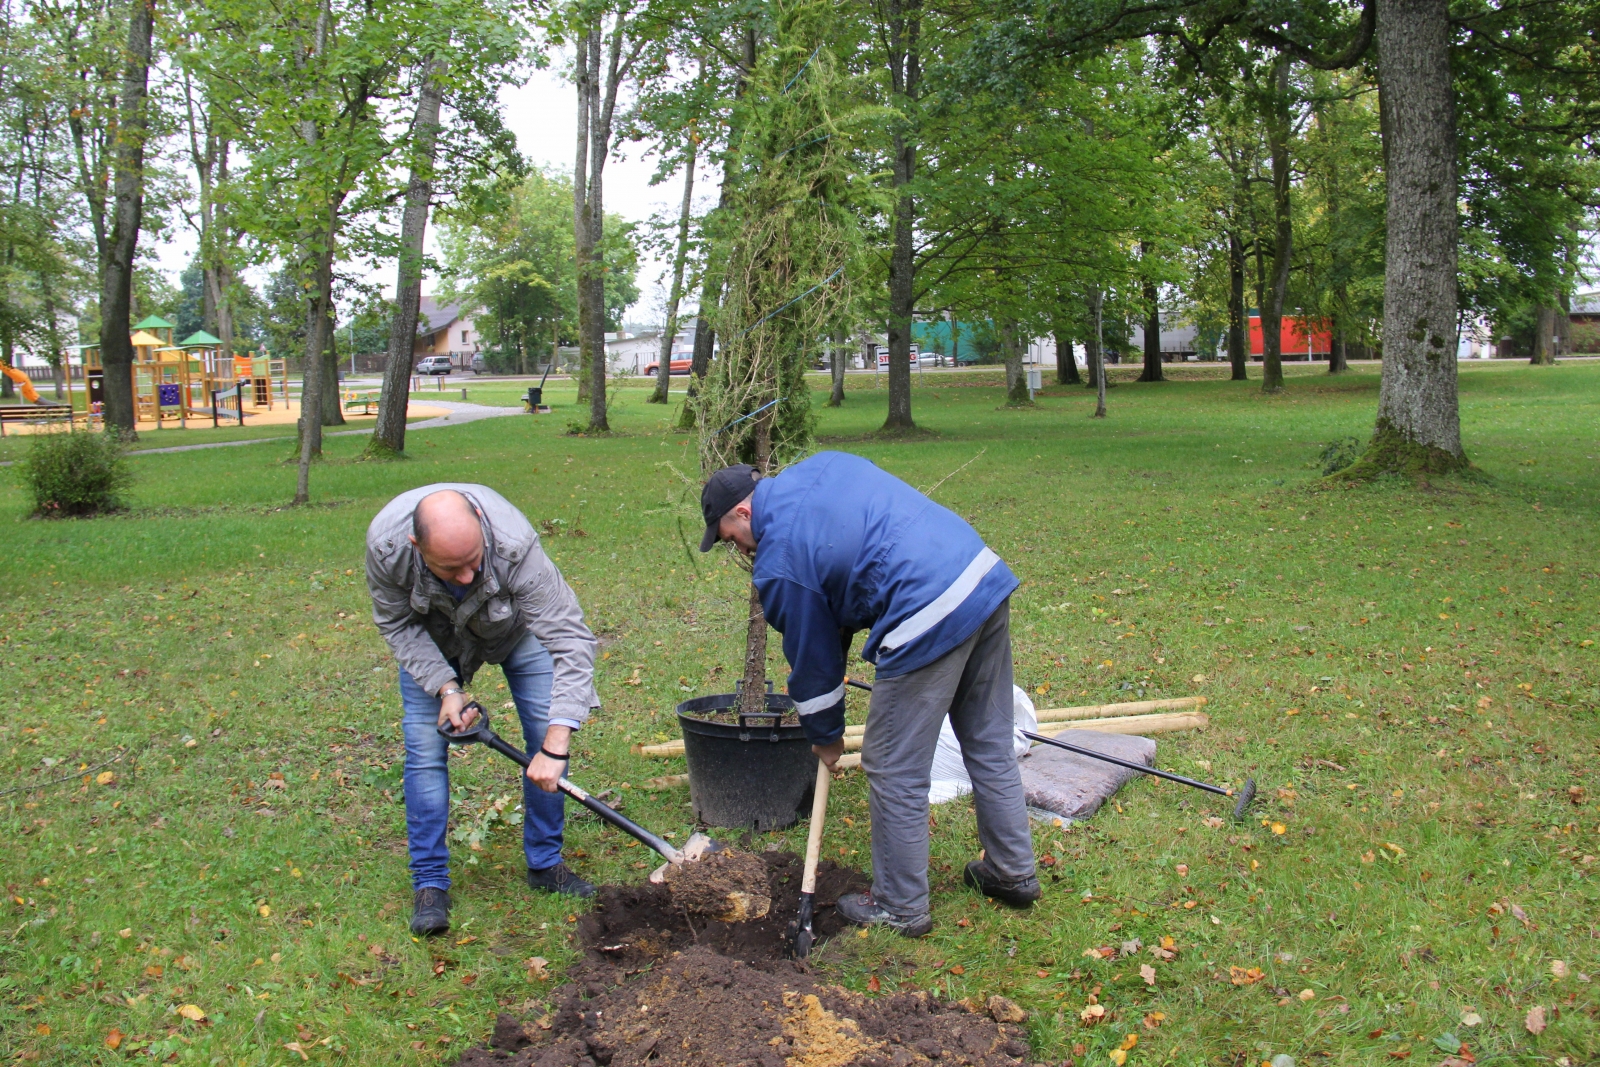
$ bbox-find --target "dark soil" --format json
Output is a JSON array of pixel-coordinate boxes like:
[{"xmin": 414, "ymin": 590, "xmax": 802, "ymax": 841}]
[
  {"xmin": 661, "ymin": 849, "xmax": 773, "ymax": 921},
  {"xmin": 454, "ymin": 853, "xmax": 1032, "ymax": 1067},
  {"xmin": 686, "ymin": 708, "xmax": 803, "ymax": 727}
]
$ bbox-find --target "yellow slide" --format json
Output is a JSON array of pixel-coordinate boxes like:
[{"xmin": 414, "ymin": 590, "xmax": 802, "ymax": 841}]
[{"xmin": 0, "ymin": 361, "xmax": 43, "ymax": 404}]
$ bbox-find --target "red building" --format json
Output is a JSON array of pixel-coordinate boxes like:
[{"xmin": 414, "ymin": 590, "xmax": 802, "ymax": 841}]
[{"xmin": 1248, "ymin": 313, "xmax": 1332, "ymax": 359}]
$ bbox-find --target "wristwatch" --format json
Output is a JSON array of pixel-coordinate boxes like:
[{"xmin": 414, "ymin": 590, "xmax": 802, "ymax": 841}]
[{"xmin": 439, "ymin": 684, "xmax": 463, "ymax": 698}]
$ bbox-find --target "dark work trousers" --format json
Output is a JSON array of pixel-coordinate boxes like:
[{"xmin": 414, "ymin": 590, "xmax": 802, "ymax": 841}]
[{"xmin": 858, "ymin": 599, "xmax": 1035, "ymax": 917}]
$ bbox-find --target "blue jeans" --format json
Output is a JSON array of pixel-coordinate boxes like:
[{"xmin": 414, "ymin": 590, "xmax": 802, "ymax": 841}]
[{"xmin": 399, "ymin": 634, "xmax": 565, "ymax": 890}]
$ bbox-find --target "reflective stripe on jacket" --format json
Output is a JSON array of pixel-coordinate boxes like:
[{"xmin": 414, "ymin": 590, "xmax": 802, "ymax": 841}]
[{"xmin": 751, "ymin": 452, "xmax": 1017, "ymax": 745}]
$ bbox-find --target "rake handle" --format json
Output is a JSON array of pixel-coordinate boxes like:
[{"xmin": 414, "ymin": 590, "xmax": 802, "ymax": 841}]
[{"xmin": 1021, "ymin": 729, "xmax": 1230, "ymax": 796}]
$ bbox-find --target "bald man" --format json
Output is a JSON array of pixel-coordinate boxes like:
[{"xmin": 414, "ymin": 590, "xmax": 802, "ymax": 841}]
[{"xmin": 366, "ymin": 484, "xmax": 600, "ymax": 936}]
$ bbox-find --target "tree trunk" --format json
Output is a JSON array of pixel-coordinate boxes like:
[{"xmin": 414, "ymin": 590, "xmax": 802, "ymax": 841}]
[
  {"xmin": 294, "ymin": 240, "xmax": 335, "ymax": 505},
  {"xmin": 1260, "ymin": 58, "xmax": 1292, "ymax": 395},
  {"xmin": 881, "ymin": 0, "xmax": 921, "ymax": 433},
  {"xmin": 999, "ymin": 320, "xmax": 1030, "ymax": 406},
  {"xmin": 1138, "ymin": 244, "xmax": 1164, "ymax": 382},
  {"xmin": 573, "ymin": 27, "xmax": 595, "ymax": 407},
  {"xmin": 584, "ymin": 21, "xmax": 628, "ymax": 433},
  {"xmin": 1089, "ymin": 288, "xmax": 1106, "ymax": 418},
  {"xmin": 1361, "ymin": 0, "xmax": 1466, "ymax": 474},
  {"xmin": 321, "ymin": 305, "xmax": 345, "ymax": 426},
  {"xmin": 1329, "ymin": 292, "xmax": 1350, "ymax": 373},
  {"xmin": 1053, "ymin": 318, "xmax": 1080, "ymax": 385},
  {"xmin": 97, "ymin": 0, "xmax": 155, "ymax": 436},
  {"xmin": 828, "ymin": 328, "xmax": 846, "ymax": 405},
  {"xmin": 1530, "ymin": 305, "xmax": 1557, "ymax": 365},
  {"xmin": 371, "ymin": 58, "xmax": 444, "ymax": 455},
  {"xmin": 652, "ymin": 130, "xmax": 697, "ymax": 405},
  {"xmin": 1228, "ymin": 232, "xmax": 1249, "ymax": 379},
  {"xmin": 1083, "ymin": 306, "xmax": 1101, "ymax": 391}
]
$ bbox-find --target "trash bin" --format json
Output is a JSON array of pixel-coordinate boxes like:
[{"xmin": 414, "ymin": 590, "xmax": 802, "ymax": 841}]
[{"xmin": 524, "ymin": 387, "xmax": 542, "ymax": 412}]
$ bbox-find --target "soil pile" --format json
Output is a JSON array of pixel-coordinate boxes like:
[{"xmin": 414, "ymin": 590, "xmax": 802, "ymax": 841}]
[
  {"xmin": 456, "ymin": 853, "xmax": 1033, "ymax": 1067},
  {"xmin": 662, "ymin": 849, "xmax": 772, "ymax": 922}
]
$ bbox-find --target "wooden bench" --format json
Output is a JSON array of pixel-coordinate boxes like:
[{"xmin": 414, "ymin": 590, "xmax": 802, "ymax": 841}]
[{"xmin": 0, "ymin": 404, "xmax": 76, "ymax": 436}]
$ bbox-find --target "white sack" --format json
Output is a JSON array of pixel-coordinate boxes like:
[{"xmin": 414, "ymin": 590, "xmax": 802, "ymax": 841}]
[{"xmin": 927, "ymin": 685, "xmax": 1037, "ymax": 804}]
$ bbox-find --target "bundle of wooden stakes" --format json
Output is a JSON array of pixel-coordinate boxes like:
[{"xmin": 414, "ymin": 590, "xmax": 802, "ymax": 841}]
[{"xmin": 633, "ymin": 695, "xmax": 1207, "ymax": 789}]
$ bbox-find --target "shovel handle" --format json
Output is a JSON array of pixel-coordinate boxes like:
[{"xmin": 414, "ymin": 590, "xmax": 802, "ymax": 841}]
[
  {"xmin": 439, "ymin": 707, "xmax": 683, "ymax": 863},
  {"xmin": 801, "ymin": 758, "xmax": 832, "ymax": 895}
]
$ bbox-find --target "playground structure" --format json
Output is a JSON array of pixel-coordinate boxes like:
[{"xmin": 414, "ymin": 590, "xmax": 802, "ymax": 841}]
[
  {"xmin": 0, "ymin": 361, "xmax": 46, "ymax": 405},
  {"xmin": 77, "ymin": 316, "xmax": 290, "ymax": 429}
]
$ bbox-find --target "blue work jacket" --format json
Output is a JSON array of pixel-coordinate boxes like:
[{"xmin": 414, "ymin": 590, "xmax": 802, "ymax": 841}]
[{"xmin": 750, "ymin": 451, "xmax": 1018, "ymax": 746}]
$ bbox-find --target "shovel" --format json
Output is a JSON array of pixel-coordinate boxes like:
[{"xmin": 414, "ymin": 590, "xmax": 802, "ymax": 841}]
[
  {"xmin": 786, "ymin": 758, "xmax": 832, "ymax": 958},
  {"xmin": 437, "ymin": 704, "xmax": 758, "ymax": 914}
]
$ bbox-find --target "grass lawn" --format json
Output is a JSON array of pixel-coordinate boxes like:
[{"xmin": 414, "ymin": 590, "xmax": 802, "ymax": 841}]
[{"xmin": 1, "ymin": 362, "xmax": 1596, "ymax": 1066}]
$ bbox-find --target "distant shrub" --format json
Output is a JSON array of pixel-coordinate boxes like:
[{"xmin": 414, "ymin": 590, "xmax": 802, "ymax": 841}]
[
  {"xmin": 1318, "ymin": 436, "xmax": 1362, "ymax": 476},
  {"xmin": 19, "ymin": 428, "xmax": 134, "ymax": 517}
]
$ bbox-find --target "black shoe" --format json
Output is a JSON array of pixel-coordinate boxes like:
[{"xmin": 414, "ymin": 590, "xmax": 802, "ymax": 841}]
[
  {"xmin": 527, "ymin": 861, "xmax": 595, "ymax": 898},
  {"xmin": 964, "ymin": 858, "xmax": 1041, "ymax": 908},
  {"xmin": 834, "ymin": 891, "xmax": 933, "ymax": 937},
  {"xmin": 410, "ymin": 887, "xmax": 451, "ymax": 936}
]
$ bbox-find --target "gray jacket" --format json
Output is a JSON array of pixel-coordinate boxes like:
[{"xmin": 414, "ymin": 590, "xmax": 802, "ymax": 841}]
[{"xmin": 365, "ymin": 483, "xmax": 599, "ymax": 729}]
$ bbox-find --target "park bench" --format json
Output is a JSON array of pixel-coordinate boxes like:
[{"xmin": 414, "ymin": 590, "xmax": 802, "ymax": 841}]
[{"xmin": 0, "ymin": 403, "xmax": 77, "ymax": 436}]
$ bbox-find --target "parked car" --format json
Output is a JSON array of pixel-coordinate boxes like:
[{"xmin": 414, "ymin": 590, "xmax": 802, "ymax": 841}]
[
  {"xmin": 876, "ymin": 349, "xmax": 940, "ymax": 368},
  {"xmin": 470, "ymin": 353, "xmax": 486, "ymax": 374},
  {"xmin": 416, "ymin": 355, "xmax": 454, "ymax": 376},
  {"xmin": 643, "ymin": 358, "xmax": 693, "ymax": 376}
]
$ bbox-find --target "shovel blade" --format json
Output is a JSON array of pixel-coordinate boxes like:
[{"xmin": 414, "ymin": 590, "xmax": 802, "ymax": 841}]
[{"xmin": 647, "ymin": 832, "xmax": 728, "ymax": 884}]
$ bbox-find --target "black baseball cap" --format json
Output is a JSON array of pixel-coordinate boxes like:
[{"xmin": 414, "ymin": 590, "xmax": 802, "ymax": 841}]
[{"xmin": 700, "ymin": 464, "xmax": 760, "ymax": 551}]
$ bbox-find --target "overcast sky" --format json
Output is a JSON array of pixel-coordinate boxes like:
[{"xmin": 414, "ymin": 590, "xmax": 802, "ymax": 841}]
[{"xmin": 150, "ymin": 59, "xmax": 711, "ymax": 330}]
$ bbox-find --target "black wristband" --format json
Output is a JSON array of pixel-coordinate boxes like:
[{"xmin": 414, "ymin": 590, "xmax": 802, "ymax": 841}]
[{"xmin": 539, "ymin": 747, "xmax": 569, "ymax": 761}]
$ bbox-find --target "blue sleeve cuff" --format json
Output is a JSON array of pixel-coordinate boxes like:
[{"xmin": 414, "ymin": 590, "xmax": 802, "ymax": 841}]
[
  {"xmin": 549, "ymin": 717, "xmax": 583, "ymax": 732},
  {"xmin": 801, "ymin": 700, "xmax": 846, "ymax": 747}
]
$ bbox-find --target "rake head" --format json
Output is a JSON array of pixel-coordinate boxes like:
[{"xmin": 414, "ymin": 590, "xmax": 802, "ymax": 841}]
[{"xmin": 1231, "ymin": 777, "xmax": 1257, "ymax": 821}]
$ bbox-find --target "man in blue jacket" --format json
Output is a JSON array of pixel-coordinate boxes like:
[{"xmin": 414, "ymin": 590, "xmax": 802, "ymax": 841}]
[{"xmin": 700, "ymin": 453, "xmax": 1039, "ymax": 935}]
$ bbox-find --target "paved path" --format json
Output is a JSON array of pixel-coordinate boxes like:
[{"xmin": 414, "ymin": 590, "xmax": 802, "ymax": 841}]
[{"xmin": 0, "ymin": 400, "xmax": 524, "ymax": 465}]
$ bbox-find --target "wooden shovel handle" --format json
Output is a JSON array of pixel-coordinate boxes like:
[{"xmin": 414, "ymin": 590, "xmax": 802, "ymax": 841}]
[{"xmin": 800, "ymin": 758, "xmax": 832, "ymax": 896}]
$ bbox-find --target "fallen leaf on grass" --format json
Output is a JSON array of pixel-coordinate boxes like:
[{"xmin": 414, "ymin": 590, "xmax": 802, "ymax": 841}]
[
  {"xmin": 949, "ymin": 964, "xmax": 965, "ymax": 975},
  {"xmin": 1141, "ymin": 1012, "xmax": 1166, "ymax": 1030},
  {"xmin": 1297, "ymin": 989, "xmax": 1315, "ymax": 1001},
  {"xmin": 1387, "ymin": 1048, "xmax": 1411, "ymax": 1059},
  {"xmin": 1459, "ymin": 1011, "xmax": 1482, "ymax": 1027},
  {"xmin": 1109, "ymin": 1051, "xmax": 1127, "ymax": 1066},
  {"xmin": 1203, "ymin": 816, "xmax": 1225, "ymax": 829},
  {"xmin": 284, "ymin": 1042, "xmax": 309, "ymax": 1062},
  {"xmin": 104, "ymin": 1029, "xmax": 124, "ymax": 1050},
  {"xmin": 1140, "ymin": 964, "xmax": 1157, "ymax": 986},
  {"xmin": 524, "ymin": 957, "xmax": 549, "ymax": 981},
  {"xmin": 1230, "ymin": 966, "xmax": 1265, "ymax": 986},
  {"xmin": 1509, "ymin": 903, "xmax": 1530, "ymax": 928},
  {"xmin": 96, "ymin": 771, "xmax": 116, "ymax": 786},
  {"xmin": 177, "ymin": 1004, "xmax": 206, "ymax": 1021},
  {"xmin": 1270, "ymin": 823, "xmax": 1287, "ymax": 835},
  {"xmin": 1080, "ymin": 1003, "xmax": 1106, "ymax": 1024},
  {"xmin": 867, "ymin": 975, "xmax": 880, "ymax": 993},
  {"xmin": 1525, "ymin": 1006, "xmax": 1546, "ymax": 1034},
  {"xmin": 1550, "ymin": 960, "xmax": 1568, "ymax": 979},
  {"xmin": 1119, "ymin": 1034, "xmax": 1138, "ymax": 1051}
]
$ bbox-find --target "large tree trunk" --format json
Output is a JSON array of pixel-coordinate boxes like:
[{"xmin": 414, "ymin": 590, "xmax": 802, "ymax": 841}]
[
  {"xmin": 1053, "ymin": 318, "xmax": 1080, "ymax": 385},
  {"xmin": 1260, "ymin": 58, "xmax": 1292, "ymax": 395},
  {"xmin": 1361, "ymin": 0, "xmax": 1465, "ymax": 473},
  {"xmin": 371, "ymin": 58, "xmax": 443, "ymax": 454},
  {"xmin": 1138, "ymin": 243, "xmax": 1164, "ymax": 382},
  {"xmin": 1083, "ymin": 303, "xmax": 1102, "ymax": 391},
  {"xmin": 97, "ymin": 0, "xmax": 155, "ymax": 436},
  {"xmin": 1228, "ymin": 232, "xmax": 1249, "ymax": 379},
  {"xmin": 881, "ymin": 0, "xmax": 920, "ymax": 432},
  {"xmin": 1089, "ymin": 288, "xmax": 1106, "ymax": 418},
  {"xmin": 583, "ymin": 22, "xmax": 628, "ymax": 433},
  {"xmin": 652, "ymin": 131, "xmax": 697, "ymax": 405}
]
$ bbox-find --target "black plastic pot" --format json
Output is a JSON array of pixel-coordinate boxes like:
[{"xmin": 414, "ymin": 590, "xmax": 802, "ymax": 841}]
[{"xmin": 677, "ymin": 687, "xmax": 815, "ymax": 831}]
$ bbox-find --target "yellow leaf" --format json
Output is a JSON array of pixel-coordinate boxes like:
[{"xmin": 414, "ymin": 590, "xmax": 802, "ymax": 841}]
[
  {"xmin": 1230, "ymin": 966, "xmax": 1265, "ymax": 986},
  {"xmin": 1109, "ymin": 1050, "xmax": 1128, "ymax": 1066},
  {"xmin": 1298, "ymin": 989, "xmax": 1315, "ymax": 1001},
  {"xmin": 1120, "ymin": 1034, "xmax": 1138, "ymax": 1051},
  {"xmin": 1081, "ymin": 1003, "xmax": 1107, "ymax": 1023},
  {"xmin": 95, "ymin": 771, "xmax": 116, "ymax": 786},
  {"xmin": 1382, "ymin": 842, "xmax": 1406, "ymax": 857},
  {"xmin": 258, "ymin": 905, "xmax": 271, "ymax": 917},
  {"xmin": 1270, "ymin": 823, "xmax": 1286, "ymax": 835},
  {"xmin": 177, "ymin": 1004, "xmax": 206, "ymax": 1021}
]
